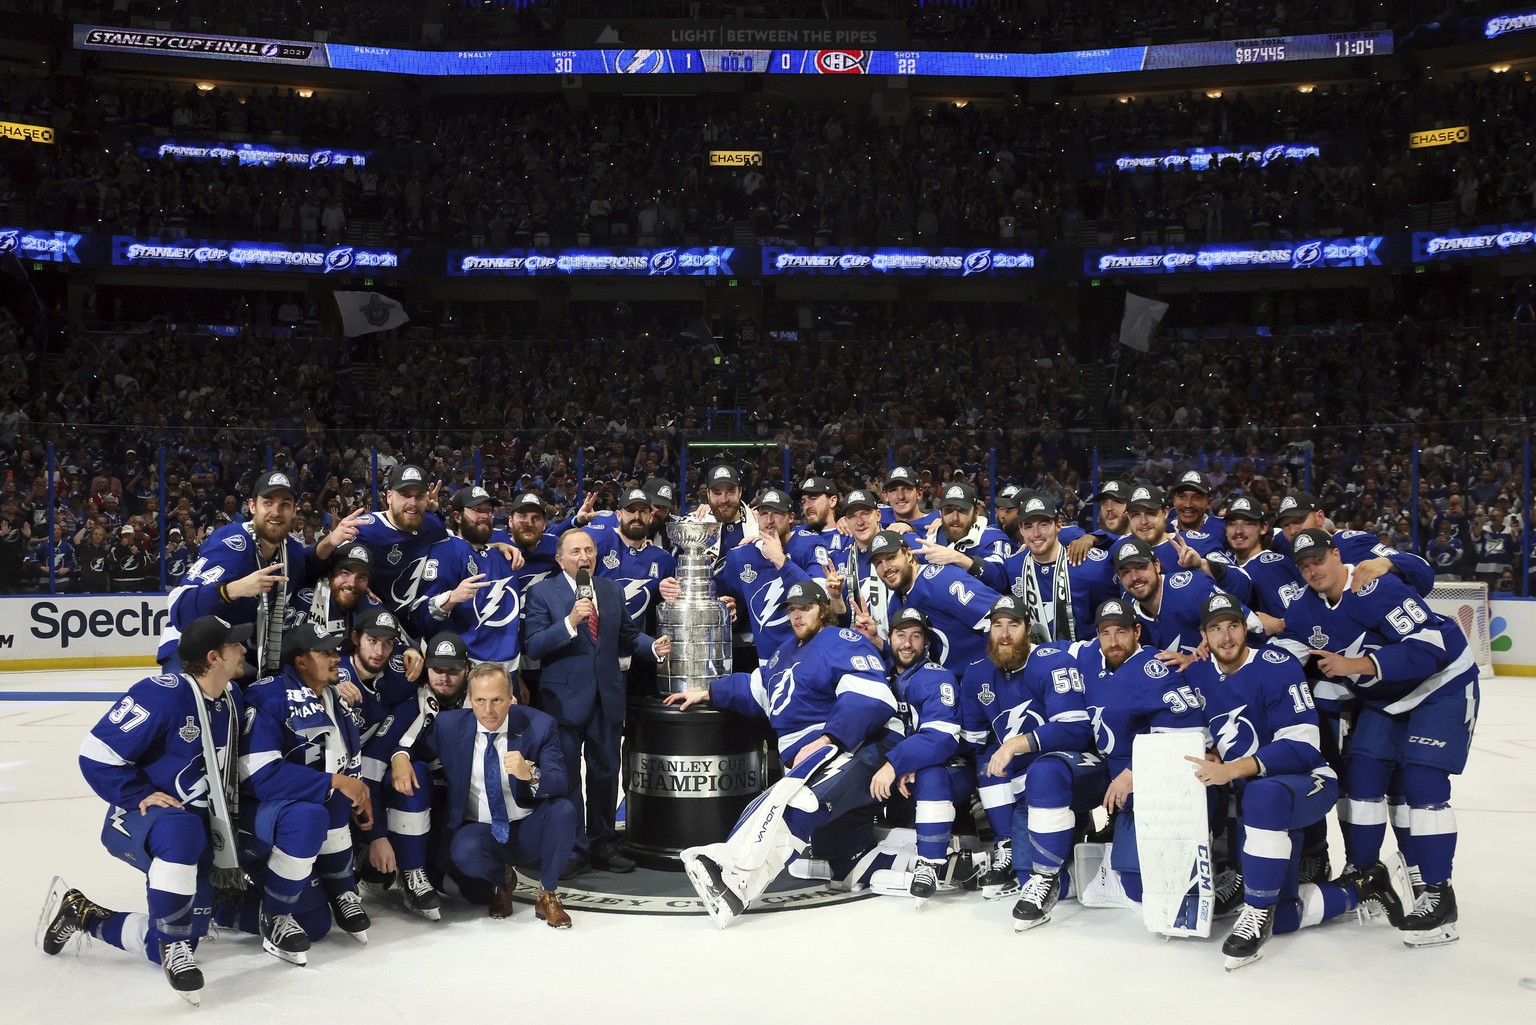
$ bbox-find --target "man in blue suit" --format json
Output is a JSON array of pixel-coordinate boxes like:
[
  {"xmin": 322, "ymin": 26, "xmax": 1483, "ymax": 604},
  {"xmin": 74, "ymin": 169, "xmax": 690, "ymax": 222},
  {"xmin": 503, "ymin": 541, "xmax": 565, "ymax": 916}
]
[
  {"xmin": 392, "ymin": 663, "xmax": 578, "ymax": 927},
  {"xmin": 523, "ymin": 529, "xmax": 672, "ymax": 875}
]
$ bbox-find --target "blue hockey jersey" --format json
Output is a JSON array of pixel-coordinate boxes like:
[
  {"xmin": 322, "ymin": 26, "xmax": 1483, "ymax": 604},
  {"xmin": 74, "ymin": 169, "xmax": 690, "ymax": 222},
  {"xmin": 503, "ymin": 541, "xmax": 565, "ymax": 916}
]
[
  {"xmin": 1075, "ymin": 639, "xmax": 1209, "ymax": 777},
  {"xmin": 411, "ymin": 533, "xmax": 523, "ymax": 664},
  {"xmin": 1232, "ymin": 549, "xmax": 1304, "ymax": 619},
  {"xmin": 590, "ymin": 525, "xmax": 677, "ymax": 629},
  {"xmin": 1274, "ymin": 529, "xmax": 1435, "ymax": 597},
  {"xmin": 786, "ymin": 526, "xmax": 849, "ymax": 574},
  {"xmin": 884, "ymin": 659, "xmax": 962, "ymax": 777},
  {"xmin": 1128, "ymin": 571, "xmax": 1260, "ymax": 655},
  {"xmin": 710, "ymin": 625, "xmax": 899, "ymax": 765},
  {"xmin": 958, "ymin": 642, "xmax": 1094, "ymax": 773},
  {"xmin": 889, "ymin": 563, "xmax": 1002, "ymax": 675},
  {"xmin": 352, "ymin": 510, "xmax": 449, "ymax": 617},
  {"xmin": 79, "ymin": 673, "xmax": 244, "ymax": 813},
  {"xmin": 1183, "ymin": 644, "xmax": 1331, "ymax": 785},
  {"xmin": 1272, "ymin": 568, "xmax": 1478, "ymax": 715},
  {"xmin": 239, "ymin": 666, "xmax": 362, "ymax": 806},
  {"xmin": 978, "ymin": 545, "xmax": 1119, "ymax": 643},
  {"xmin": 713, "ymin": 538, "xmax": 812, "ymax": 665}
]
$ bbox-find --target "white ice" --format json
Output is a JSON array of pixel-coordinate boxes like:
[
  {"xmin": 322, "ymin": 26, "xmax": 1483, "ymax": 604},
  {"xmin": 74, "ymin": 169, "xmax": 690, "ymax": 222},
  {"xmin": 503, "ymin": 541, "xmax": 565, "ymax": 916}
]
[{"xmin": 1, "ymin": 668, "xmax": 1532, "ymax": 1023}]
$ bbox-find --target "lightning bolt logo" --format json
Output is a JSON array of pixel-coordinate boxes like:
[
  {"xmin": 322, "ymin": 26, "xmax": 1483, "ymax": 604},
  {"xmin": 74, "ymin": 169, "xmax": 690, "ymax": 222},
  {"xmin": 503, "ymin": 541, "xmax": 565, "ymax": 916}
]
[
  {"xmin": 110, "ymin": 806, "xmax": 131, "ymax": 837},
  {"xmin": 1212, "ymin": 705, "xmax": 1259, "ymax": 759}
]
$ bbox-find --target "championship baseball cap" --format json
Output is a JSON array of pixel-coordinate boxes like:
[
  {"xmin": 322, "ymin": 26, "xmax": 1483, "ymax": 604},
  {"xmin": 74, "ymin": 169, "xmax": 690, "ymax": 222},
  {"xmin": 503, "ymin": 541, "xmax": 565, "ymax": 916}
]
[
  {"xmin": 1125, "ymin": 484, "xmax": 1166, "ymax": 511},
  {"xmin": 939, "ymin": 482, "xmax": 978, "ymax": 509},
  {"xmin": 1275, "ymin": 492, "xmax": 1320, "ymax": 524},
  {"xmin": 1199, "ymin": 591, "xmax": 1245, "ymax": 628},
  {"xmin": 619, "ymin": 487, "xmax": 651, "ymax": 509},
  {"xmin": 281, "ymin": 622, "xmax": 343, "ymax": 663},
  {"xmin": 1224, "ymin": 496, "xmax": 1267, "ymax": 524},
  {"xmin": 1094, "ymin": 479, "xmax": 1132, "ymax": 502},
  {"xmin": 884, "ymin": 466, "xmax": 919, "ymax": 489},
  {"xmin": 993, "ymin": 484, "xmax": 1024, "ymax": 510},
  {"xmin": 868, "ymin": 530, "xmax": 908, "ymax": 558},
  {"xmin": 254, "ymin": 469, "xmax": 297, "ymax": 498},
  {"xmin": 1017, "ymin": 491, "xmax": 1057, "ymax": 522},
  {"xmin": 843, "ymin": 488, "xmax": 879, "ymax": 512},
  {"xmin": 1289, "ymin": 528, "xmax": 1336, "ymax": 562},
  {"xmin": 784, "ymin": 580, "xmax": 829, "ymax": 606},
  {"xmin": 389, "ymin": 464, "xmax": 429, "ymax": 492},
  {"xmin": 118, "ymin": 524, "xmax": 134, "ymax": 535},
  {"xmin": 889, "ymin": 607, "xmax": 931, "ymax": 632},
  {"xmin": 353, "ymin": 606, "xmax": 401, "ymax": 638},
  {"xmin": 705, "ymin": 464, "xmax": 742, "ymax": 489},
  {"xmin": 1171, "ymin": 470, "xmax": 1212, "ymax": 495},
  {"xmin": 643, "ymin": 478, "xmax": 678, "ymax": 509},
  {"xmin": 1112, "ymin": 536, "xmax": 1158, "ymax": 570},
  {"xmin": 1095, "ymin": 598, "xmax": 1137, "ymax": 627},
  {"xmin": 452, "ymin": 485, "xmax": 496, "ymax": 510},
  {"xmin": 753, "ymin": 488, "xmax": 792, "ymax": 513},
  {"xmin": 423, "ymin": 632, "xmax": 469, "ymax": 670},
  {"xmin": 332, "ymin": 542, "xmax": 371, "ymax": 569},
  {"xmin": 177, "ymin": 614, "xmax": 253, "ymax": 663},
  {"xmin": 987, "ymin": 594, "xmax": 1029, "ymax": 622},
  {"xmin": 798, "ymin": 475, "xmax": 838, "ymax": 497},
  {"xmin": 508, "ymin": 491, "xmax": 546, "ymax": 515}
]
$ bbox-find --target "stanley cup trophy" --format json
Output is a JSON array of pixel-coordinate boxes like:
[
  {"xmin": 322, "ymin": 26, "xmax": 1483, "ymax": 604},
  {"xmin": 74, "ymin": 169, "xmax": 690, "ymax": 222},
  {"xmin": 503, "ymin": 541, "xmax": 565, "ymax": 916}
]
[{"xmin": 623, "ymin": 519, "xmax": 766, "ymax": 869}]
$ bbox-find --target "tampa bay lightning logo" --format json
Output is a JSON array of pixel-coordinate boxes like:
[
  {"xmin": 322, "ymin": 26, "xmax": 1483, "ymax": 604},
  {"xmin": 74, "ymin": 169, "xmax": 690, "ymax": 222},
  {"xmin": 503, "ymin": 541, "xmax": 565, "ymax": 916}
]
[
  {"xmin": 649, "ymin": 249, "xmax": 679, "ymax": 275},
  {"xmin": 1090, "ymin": 705, "xmax": 1116, "ymax": 755},
  {"xmin": 962, "ymin": 249, "xmax": 993, "ymax": 276},
  {"xmin": 261, "ymin": 43, "xmax": 279, "ymax": 58},
  {"xmin": 324, "ymin": 247, "xmax": 355, "ymax": 273},
  {"xmin": 1262, "ymin": 144, "xmax": 1286, "ymax": 165},
  {"xmin": 1293, "ymin": 241, "xmax": 1324, "ymax": 268},
  {"xmin": 1211, "ymin": 705, "xmax": 1260, "ymax": 759},
  {"xmin": 174, "ymin": 759, "xmax": 212, "ymax": 807},
  {"xmin": 0, "ymin": 230, "xmax": 18, "ymax": 254},
  {"xmin": 1144, "ymin": 659, "xmax": 1170, "ymax": 679},
  {"xmin": 309, "ymin": 149, "xmax": 333, "ymax": 168},
  {"xmin": 615, "ymin": 49, "xmax": 664, "ymax": 73}
]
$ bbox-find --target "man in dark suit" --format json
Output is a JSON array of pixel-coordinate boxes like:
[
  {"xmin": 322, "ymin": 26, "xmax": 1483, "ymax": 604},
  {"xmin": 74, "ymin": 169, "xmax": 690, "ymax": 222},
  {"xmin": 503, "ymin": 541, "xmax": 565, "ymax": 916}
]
[
  {"xmin": 391, "ymin": 663, "xmax": 578, "ymax": 927},
  {"xmin": 523, "ymin": 528, "xmax": 672, "ymax": 875}
]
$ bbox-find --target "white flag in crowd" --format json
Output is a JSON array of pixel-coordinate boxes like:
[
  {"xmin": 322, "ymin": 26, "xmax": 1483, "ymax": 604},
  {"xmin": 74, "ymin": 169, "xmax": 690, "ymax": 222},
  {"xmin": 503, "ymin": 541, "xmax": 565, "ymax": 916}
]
[
  {"xmin": 1119, "ymin": 292, "xmax": 1169, "ymax": 352},
  {"xmin": 334, "ymin": 291, "xmax": 409, "ymax": 337}
]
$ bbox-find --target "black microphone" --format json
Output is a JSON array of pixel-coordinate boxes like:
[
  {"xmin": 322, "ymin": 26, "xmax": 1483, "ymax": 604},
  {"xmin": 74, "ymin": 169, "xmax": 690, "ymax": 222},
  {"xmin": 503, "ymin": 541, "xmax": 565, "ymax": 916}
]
[{"xmin": 575, "ymin": 568, "xmax": 594, "ymax": 604}]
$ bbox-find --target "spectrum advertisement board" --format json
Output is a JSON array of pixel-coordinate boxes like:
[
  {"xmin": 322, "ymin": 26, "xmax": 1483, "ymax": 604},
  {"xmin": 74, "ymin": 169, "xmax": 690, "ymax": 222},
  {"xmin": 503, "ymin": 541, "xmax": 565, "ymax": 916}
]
[
  {"xmin": 763, "ymin": 247, "xmax": 1038, "ymax": 277},
  {"xmin": 1088, "ymin": 236, "xmax": 1385, "ymax": 275}
]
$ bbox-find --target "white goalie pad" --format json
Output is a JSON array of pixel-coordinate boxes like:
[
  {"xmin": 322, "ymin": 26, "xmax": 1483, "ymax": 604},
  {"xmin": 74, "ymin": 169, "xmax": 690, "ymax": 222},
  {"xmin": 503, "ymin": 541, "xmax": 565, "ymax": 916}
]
[{"xmin": 1132, "ymin": 731, "xmax": 1214, "ymax": 938}]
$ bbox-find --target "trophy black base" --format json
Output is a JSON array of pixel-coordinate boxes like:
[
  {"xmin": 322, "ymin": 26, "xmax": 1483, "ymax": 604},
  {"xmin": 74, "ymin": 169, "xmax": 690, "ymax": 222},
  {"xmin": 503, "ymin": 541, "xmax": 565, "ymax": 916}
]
[{"xmin": 620, "ymin": 696, "xmax": 772, "ymax": 872}]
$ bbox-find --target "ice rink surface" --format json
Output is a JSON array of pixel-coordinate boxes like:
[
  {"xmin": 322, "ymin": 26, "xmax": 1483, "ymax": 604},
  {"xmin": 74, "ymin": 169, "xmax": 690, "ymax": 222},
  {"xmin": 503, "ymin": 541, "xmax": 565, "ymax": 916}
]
[{"xmin": 1, "ymin": 668, "xmax": 1532, "ymax": 1022}]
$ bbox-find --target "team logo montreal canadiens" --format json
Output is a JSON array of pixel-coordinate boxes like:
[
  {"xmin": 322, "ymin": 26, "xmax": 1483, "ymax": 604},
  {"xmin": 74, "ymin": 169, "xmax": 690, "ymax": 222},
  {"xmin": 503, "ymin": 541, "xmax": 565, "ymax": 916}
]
[{"xmin": 814, "ymin": 49, "xmax": 869, "ymax": 74}]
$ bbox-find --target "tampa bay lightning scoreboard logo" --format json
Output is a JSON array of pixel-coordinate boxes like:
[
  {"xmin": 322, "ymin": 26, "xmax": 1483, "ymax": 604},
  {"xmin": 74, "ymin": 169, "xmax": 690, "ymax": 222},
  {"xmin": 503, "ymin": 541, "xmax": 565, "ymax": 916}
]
[
  {"xmin": 614, "ymin": 49, "xmax": 665, "ymax": 73},
  {"xmin": 963, "ymin": 249, "xmax": 993, "ymax": 276},
  {"xmin": 324, "ymin": 246, "xmax": 355, "ymax": 273},
  {"xmin": 1292, "ymin": 240, "xmax": 1324, "ymax": 268},
  {"xmin": 261, "ymin": 42, "xmax": 280, "ymax": 58},
  {"xmin": 649, "ymin": 249, "xmax": 679, "ymax": 274},
  {"xmin": 309, "ymin": 149, "xmax": 333, "ymax": 169},
  {"xmin": 1262, "ymin": 144, "xmax": 1286, "ymax": 165},
  {"xmin": 0, "ymin": 230, "xmax": 16, "ymax": 255}
]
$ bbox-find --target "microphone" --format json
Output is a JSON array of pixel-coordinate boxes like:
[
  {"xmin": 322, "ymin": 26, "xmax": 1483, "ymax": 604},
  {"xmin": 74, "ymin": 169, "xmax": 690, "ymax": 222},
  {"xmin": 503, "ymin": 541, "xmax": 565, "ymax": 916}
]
[{"xmin": 575, "ymin": 568, "xmax": 594, "ymax": 603}]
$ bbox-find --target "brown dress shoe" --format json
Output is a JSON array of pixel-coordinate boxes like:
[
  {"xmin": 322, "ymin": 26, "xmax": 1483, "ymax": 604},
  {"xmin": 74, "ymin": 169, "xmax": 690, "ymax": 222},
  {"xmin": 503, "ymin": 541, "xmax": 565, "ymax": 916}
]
[
  {"xmin": 535, "ymin": 889, "xmax": 572, "ymax": 929},
  {"xmin": 489, "ymin": 866, "xmax": 519, "ymax": 919}
]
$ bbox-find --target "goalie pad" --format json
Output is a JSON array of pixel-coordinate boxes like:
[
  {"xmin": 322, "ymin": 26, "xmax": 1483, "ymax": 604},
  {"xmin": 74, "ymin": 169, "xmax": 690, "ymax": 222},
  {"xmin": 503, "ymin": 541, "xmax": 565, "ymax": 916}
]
[
  {"xmin": 1132, "ymin": 731, "xmax": 1214, "ymax": 938},
  {"xmin": 680, "ymin": 745, "xmax": 841, "ymax": 910},
  {"xmin": 1075, "ymin": 842, "xmax": 1136, "ymax": 909}
]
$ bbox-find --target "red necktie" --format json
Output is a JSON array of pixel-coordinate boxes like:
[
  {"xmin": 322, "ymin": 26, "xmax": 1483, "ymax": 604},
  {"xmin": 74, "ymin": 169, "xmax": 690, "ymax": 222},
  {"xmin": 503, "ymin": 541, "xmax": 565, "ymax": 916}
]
[{"xmin": 586, "ymin": 599, "xmax": 599, "ymax": 642}]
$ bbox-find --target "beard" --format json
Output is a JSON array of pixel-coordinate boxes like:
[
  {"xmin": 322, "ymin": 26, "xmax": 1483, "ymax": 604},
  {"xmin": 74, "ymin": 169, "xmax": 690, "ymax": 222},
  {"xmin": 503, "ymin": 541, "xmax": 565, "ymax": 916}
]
[
  {"xmin": 987, "ymin": 634, "xmax": 1029, "ymax": 673},
  {"xmin": 253, "ymin": 515, "xmax": 291, "ymax": 547},
  {"xmin": 621, "ymin": 517, "xmax": 649, "ymax": 541},
  {"xmin": 461, "ymin": 518, "xmax": 493, "ymax": 545}
]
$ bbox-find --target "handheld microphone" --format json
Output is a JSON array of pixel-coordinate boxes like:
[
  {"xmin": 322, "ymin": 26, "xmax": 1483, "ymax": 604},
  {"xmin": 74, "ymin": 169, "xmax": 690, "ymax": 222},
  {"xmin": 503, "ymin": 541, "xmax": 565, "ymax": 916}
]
[{"xmin": 575, "ymin": 568, "xmax": 594, "ymax": 603}]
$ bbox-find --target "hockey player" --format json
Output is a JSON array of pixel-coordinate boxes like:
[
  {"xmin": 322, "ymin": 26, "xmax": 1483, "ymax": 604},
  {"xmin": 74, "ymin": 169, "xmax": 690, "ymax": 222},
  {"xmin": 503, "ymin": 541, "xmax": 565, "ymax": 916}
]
[
  {"xmin": 1272, "ymin": 491, "xmax": 1436, "ymax": 596},
  {"xmin": 958, "ymin": 595, "xmax": 1102, "ymax": 928},
  {"xmin": 1276, "ymin": 529, "xmax": 1478, "ymax": 947},
  {"xmin": 666, "ymin": 580, "xmax": 900, "ymax": 928},
  {"xmin": 870, "ymin": 529, "xmax": 1002, "ymax": 674},
  {"xmin": 414, "ymin": 484, "xmax": 524, "ymax": 678},
  {"xmin": 868, "ymin": 607, "xmax": 965, "ymax": 905},
  {"xmin": 880, "ymin": 465, "xmax": 940, "ymax": 534},
  {"xmin": 289, "ymin": 541, "xmax": 376, "ymax": 637},
  {"xmin": 918, "ymin": 482, "xmax": 1011, "ymax": 563},
  {"xmin": 1167, "ymin": 470, "xmax": 1226, "ymax": 558},
  {"xmin": 1184, "ymin": 592, "xmax": 1409, "ymax": 969},
  {"xmin": 699, "ymin": 463, "xmax": 752, "ymax": 552},
  {"xmin": 506, "ymin": 490, "xmax": 562, "ymax": 602},
  {"xmin": 238, "ymin": 623, "xmax": 374, "ymax": 964},
  {"xmin": 351, "ymin": 463, "xmax": 449, "ymax": 623},
  {"xmin": 706, "ymin": 488, "xmax": 813, "ymax": 667},
  {"xmin": 1078, "ymin": 599, "xmax": 1209, "ymax": 904},
  {"xmin": 787, "ymin": 475, "xmax": 848, "ymax": 569},
  {"xmin": 829, "ymin": 488, "xmax": 894, "ymax": 641},
  {"xmin": 41, "ymin": 615, "xmax": 252, "ymax": 1004},
  {"xmin": 1112, "ymin": 536, "xmax": 1263, "ymax": 665},
  {"xmin": 1223, "ymin": 496, "xmax": 1303, "ymax": 619},
  {"xmin": 159, "ymin": 469, "xmax": 362, "ymax": 676},
  {"xmin": 591, "ymin": 487, "xmax": 678, "ymax": 634}
]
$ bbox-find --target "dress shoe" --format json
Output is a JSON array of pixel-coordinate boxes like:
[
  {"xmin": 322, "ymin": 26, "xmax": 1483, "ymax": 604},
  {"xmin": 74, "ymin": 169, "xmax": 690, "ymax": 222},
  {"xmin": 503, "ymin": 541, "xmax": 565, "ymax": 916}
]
[
  {"xmin": 535, "ymin": 889, "xmax": 572, "ymax": 929},
  {"xmin": 560, "ymin": 856, "xmax": 590, "ymax": 880},
  {"xmin": 590, "ymin": 849, "xmax": 636, "ymax": 874},
  {"xmin": 489, "ymin": 867, "xmax": 519, "ymax": 919}
]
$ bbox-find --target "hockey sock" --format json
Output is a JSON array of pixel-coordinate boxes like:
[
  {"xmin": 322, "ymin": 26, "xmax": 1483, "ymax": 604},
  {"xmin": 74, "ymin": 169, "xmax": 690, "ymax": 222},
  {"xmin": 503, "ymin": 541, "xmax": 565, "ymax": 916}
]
[
  {"xmin": 1400, "ymin": 765, "xmax": 1456, "ymax": 885},
  {"xmin": 1340, "ymin": 755, "xmax": 1391, "ymax": 868},
  {"xmin": 1023, "ymin": 757, "xmax": 1077, "ymax": 875}
]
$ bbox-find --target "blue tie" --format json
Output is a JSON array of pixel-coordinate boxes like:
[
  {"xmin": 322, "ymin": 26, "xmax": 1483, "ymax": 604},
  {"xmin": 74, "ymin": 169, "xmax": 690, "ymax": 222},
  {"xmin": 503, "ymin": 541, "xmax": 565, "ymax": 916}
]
[{"xmin": 484, "ymin": 731, "xmax": 510, "ymax": 843}]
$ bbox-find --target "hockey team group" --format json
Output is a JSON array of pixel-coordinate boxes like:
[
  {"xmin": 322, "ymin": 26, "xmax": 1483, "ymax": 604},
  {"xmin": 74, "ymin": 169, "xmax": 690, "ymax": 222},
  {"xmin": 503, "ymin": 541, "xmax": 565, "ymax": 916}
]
[{"xmin": 34, "ymin": 461, "xmax": 1478, "ymax": 1003}]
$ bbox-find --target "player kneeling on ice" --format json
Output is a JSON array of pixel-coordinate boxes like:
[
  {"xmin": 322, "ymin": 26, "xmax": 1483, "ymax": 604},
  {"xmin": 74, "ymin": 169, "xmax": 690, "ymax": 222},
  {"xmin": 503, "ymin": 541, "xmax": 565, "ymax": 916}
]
[
  {"xmin": 960, "ymin": 595, "xmax": 1106, "ymax": 930},
  {"xmin": 666, "ymin": 580, "xmax": 901, "ymax": 928},
  {"xmin": 1185, "ymin": 593, "xmax": 1411, "ymax": 970},
  {"xmin": 40, "ymin": 615, "xmax": 253, "ymax": 1005},
  {"xmin": 866, "ymin": 607, "xmax": 973, "ymax": 907}
]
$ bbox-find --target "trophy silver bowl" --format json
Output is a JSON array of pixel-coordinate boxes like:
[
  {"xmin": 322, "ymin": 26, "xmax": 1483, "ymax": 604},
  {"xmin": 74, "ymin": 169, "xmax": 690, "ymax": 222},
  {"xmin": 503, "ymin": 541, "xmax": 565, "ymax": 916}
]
[{"xmin": 655, "ymin": 518, "xmax": 732, "ymax": 695}]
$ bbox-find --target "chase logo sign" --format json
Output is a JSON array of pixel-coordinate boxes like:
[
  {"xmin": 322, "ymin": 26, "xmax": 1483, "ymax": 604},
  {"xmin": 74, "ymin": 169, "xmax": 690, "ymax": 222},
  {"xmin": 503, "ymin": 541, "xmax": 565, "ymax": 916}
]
[
  {"xmin": 0, "ymin": 120, "xmax": 54, "ymax": 144},
  {"xmin": 708, "ymin": 150, "xmax": 763, "ymax": 167},
  {"xmin": 1409, "ymin": 126, "xmax": 1469, "ymax": 149}
]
